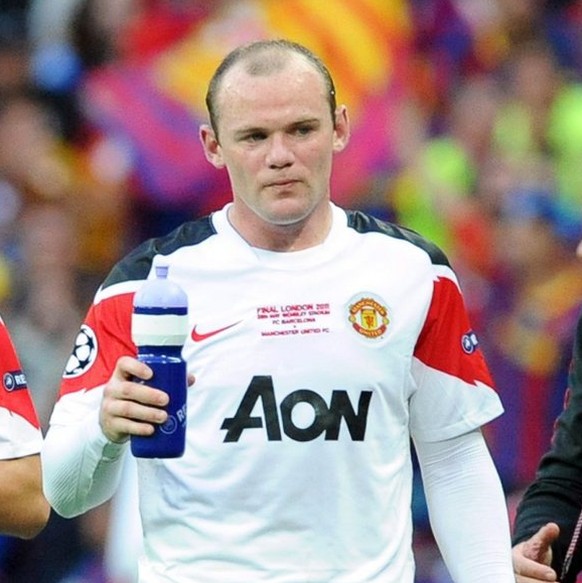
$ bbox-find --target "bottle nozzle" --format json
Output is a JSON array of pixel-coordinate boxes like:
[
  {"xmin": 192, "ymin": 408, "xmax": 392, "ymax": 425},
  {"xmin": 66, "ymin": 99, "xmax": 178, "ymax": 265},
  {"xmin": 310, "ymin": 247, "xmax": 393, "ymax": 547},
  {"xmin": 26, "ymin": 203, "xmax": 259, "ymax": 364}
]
[{"xmin": 155, "ymin": 265, "xmax": 169, "ymax": 279}]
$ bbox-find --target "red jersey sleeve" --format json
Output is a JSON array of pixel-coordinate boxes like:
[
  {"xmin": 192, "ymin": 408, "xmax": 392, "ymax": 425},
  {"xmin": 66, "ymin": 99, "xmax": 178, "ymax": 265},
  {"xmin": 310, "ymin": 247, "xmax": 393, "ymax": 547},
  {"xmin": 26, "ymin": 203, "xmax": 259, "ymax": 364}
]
[
  {"xmin": 0, "ymin": 318, "xmax": 40, "ymax": 429},
  {"xmin": 60, "ymin": 291, "xmax": 137, "ymax": 397},
  {"xmin": 414, "ymin": 275, "xmax": 495, "ymax": 389}
]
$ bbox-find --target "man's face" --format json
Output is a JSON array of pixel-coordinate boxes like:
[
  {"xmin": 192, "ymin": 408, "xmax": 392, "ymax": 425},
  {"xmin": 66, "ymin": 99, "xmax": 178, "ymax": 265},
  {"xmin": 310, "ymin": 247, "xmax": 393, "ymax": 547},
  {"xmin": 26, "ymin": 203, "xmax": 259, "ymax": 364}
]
[{"xmin": 200, "ymin": 54, "xmax": 349, "ymax": 228}]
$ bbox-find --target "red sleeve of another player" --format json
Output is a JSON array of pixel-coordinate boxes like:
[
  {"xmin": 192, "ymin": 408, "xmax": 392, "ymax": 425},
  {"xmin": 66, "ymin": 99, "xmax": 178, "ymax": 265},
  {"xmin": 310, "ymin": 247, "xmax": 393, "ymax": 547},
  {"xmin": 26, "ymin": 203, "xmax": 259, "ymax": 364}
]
[
  {"xmin": 414, "ymin": 276, "xmax": 495, "ymax": 389},
  {"xmin": 0, "ymin": 320, "xmax": 40, "ymax": 429},
  {"xmin": 59, "ymin": 292, "xmax": 137, "ymax": 397}
]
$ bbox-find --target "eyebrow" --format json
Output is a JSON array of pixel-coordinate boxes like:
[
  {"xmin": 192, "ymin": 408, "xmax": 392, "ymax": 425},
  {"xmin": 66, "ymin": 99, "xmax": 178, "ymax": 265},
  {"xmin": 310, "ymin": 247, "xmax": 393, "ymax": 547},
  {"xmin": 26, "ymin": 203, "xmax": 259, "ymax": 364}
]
[{"xmin": 233, "ymin": 117, "xmax": 321, "ymax": 137}]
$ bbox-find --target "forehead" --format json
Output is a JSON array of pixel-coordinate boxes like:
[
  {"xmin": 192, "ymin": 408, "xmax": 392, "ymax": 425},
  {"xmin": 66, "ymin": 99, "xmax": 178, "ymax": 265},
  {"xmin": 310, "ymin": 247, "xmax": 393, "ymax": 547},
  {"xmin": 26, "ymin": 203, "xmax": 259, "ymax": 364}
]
[{"xmin": 215, "ymin": 52, "xmax": 329, "ymax": 126}]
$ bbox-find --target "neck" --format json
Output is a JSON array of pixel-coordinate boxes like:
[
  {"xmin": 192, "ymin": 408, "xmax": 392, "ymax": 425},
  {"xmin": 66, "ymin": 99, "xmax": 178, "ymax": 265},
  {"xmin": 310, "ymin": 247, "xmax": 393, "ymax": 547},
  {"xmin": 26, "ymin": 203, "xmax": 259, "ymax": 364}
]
[{"xmin": 228, "ymin": 203, "xmax": 333, "ymax": 252}]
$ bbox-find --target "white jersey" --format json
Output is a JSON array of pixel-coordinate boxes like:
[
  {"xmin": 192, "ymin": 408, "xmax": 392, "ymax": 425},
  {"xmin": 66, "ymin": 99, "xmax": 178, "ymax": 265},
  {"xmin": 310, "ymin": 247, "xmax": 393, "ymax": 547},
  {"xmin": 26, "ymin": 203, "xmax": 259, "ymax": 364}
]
[
  {"xmin": 0, "ymin": 316, "xmax": 43, "ymax": 459},
  {"xmin": 48, "ymin": 203, "xmax": 503, "ymax": 582}
]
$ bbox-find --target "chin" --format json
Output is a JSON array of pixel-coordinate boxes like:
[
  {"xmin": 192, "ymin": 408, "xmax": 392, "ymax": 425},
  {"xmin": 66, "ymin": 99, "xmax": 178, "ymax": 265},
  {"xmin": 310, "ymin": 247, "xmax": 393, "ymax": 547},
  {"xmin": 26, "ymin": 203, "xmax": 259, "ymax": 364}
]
[
  {"xmin": 264, "ymin": 209, "xmax": 311, "ymax": 227},
  {"xmin": 262, "ymin": 198, "xmax": 318, "ymax": 226}
]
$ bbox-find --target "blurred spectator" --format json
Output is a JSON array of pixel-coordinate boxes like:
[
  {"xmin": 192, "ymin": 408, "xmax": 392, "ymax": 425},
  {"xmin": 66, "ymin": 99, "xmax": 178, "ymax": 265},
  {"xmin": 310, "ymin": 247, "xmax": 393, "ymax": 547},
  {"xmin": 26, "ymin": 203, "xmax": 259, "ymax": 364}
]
[
  {"xmin": 55, "ymin": 502, "xmax": 114, "ymax": 583},
  {"xmin": 389, "ymin": 74, "xmax": 501, "ymax": 260},
  {"xmin": 6, "ymin": 202, "xmax": 83, "ymax": 430},
  {"xmin": 494, "ymin": 39, "xmax": 562, "ymax": 161},
  {"xmin": 0, "ymin": 89, "xmax": 128, "ymax": 293},
  {"xmin": 46, "ymin": 0, "xmax": 229, "ymax": 242},
  {"xmin": 0, "ymin": 91, "xmax": 67, "ymax": 205},
  {"xmin": 494, "ymin": 38, "xmax": 582, "ymax": 218},
  {"xmin": 482, "ymin": 186, "xmax": 582, "ymax": 492},
  {"xmin": 0, "ymin": 0, "xmax": 31, "ymax": 97},
  {"xmin": 0, "ymin": 513, "xmax": 87, "ymax": 583},
  {"xmin": 0, "ymin": 201, "xmax": 92, "ymax": 583},
  {"xmin": 408, "ymin": 0, "xmax": 509, "ymax": 127}
]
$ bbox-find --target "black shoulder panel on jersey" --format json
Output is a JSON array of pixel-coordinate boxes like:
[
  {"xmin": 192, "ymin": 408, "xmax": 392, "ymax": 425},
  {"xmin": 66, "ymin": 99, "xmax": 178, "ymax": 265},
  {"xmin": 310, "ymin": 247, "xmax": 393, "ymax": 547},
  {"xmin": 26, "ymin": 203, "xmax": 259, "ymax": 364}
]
[
  {"xmin": 102, "ymin": 215, "xmax": 217, "ymax": 289},
  {"xmin": 346, "ymin": 210, "xmax": 450, "ymax": 268}
]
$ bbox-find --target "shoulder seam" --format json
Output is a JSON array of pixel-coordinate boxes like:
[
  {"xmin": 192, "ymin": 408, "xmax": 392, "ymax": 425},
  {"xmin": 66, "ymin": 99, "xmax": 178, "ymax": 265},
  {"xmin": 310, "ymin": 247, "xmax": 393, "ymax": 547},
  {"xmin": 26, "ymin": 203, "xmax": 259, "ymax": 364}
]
[{"xmin": 346, "ymin": 209, "xmax": 450, "ymax": 267}]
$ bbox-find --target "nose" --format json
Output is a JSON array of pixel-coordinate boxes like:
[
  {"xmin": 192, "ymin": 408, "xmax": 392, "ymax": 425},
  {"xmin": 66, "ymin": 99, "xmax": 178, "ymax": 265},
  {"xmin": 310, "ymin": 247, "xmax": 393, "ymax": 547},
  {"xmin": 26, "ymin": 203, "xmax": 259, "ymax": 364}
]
[{"xmin": 266, "ymin": 133, "xmax": 294, "ymax": 168}]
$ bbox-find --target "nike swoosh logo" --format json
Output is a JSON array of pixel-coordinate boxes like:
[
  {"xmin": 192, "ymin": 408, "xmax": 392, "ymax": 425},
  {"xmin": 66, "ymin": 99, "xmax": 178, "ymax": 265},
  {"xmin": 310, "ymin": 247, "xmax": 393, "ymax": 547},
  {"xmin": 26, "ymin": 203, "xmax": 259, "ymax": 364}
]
[{"xmin": 191, "ymin": 322, "xmax": 241, "ymax": 342}]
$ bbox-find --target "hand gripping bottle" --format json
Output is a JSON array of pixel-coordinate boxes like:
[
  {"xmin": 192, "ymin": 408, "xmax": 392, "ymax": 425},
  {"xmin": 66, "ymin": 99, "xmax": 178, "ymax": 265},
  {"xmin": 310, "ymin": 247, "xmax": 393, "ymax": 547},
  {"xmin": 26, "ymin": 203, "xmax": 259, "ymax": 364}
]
[{"xmin": 131, "ymin": 264, "xmax": 188, "ymax": 458}]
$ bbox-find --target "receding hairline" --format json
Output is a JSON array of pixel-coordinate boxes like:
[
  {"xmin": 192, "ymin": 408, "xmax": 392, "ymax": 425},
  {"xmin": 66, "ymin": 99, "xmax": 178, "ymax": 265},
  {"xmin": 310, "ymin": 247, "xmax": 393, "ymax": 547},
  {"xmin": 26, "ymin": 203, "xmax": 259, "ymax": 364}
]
[
  {"xmin": 236, "ymin": 45, "xmax": 310, "ymax": 75},
  {"xmin": 205, "ymin": 39, "xmax": 337, "ymax": 135}
]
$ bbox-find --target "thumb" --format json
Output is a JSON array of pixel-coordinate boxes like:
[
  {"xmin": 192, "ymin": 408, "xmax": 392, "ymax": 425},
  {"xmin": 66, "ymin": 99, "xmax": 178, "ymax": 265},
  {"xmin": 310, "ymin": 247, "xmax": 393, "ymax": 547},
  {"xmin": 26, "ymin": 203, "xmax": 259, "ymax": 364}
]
[{"xmin": 523, "ymin": 523, "xmax": 560, "ymax": 564}]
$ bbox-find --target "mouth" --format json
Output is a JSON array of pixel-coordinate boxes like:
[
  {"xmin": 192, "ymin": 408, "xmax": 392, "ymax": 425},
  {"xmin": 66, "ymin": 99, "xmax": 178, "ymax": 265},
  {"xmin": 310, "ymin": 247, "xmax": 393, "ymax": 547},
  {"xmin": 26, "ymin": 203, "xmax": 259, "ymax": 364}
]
[{"xmin": 266, "ymin": 179, "xmax": 300, "ymax": 189}]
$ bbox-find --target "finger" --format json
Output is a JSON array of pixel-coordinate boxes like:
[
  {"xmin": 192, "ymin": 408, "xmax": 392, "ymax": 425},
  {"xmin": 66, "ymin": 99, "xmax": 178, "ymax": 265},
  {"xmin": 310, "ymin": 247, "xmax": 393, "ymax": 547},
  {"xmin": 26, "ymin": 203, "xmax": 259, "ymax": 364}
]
[
  {"xmin": 114, "ymin": 355, "xmax": 153, "ymax": 382},
  {"xmin": 101, "ymin": 416, "xmax": 159, "ymax": 443},
  {"xmin": 115, "ymin": 379, "xmax": 169, "ymax": 408},
  {"xmin": 522, "ymin": 523, "xmax": 560, "ymax": 562},
  {"xmin": 106, "ymin": 394, "xmax": 168, "ymax": 425},
  {"xmin": 100, "ymin": 392, "xmax": 168, "ymax": 442},
  {"xmin": 187, "ymin": 373, "xmax": 196, "ymax": 387},
  {"xmin": 513, "ymin": 542, "xmax": 558, "ymax": 582},
  {"xmin": 514, "ymin": 561, "xmax": 557, "ymax": 581}
]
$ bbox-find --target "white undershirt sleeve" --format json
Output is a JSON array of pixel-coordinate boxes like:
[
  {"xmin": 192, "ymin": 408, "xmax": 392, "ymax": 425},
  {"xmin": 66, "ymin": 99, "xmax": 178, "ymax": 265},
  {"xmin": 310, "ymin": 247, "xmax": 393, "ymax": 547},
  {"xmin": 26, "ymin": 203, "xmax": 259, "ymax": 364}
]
[
  {"xmin": 414, "ymin": 429, "xmax": 514, "ymax": 583},
  {"xmin": 41, "ymin": 387, "xmax": 128, "ymax": 518}
]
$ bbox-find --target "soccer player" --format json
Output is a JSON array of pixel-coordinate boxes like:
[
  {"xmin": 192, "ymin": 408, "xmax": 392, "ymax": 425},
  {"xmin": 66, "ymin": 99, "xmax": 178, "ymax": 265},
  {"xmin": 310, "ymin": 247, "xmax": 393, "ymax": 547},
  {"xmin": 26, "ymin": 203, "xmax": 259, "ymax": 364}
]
[
  {"xmin": 0, "ymin": 314, "xmax": 49, "ymax": 538},
  {"xmin": 42, "ymin": 39, "xmax": 514, "ymax": 582}
]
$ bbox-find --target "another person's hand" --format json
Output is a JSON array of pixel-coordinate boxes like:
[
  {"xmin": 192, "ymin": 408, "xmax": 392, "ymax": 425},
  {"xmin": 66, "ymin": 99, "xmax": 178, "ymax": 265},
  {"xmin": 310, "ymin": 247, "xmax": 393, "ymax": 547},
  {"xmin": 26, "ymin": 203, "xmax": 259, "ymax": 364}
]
[
  {"xmin": 99, "ymin": 355, "xmax": 170, "ymax": 443},
  {"xmin": 513, "ymin": 522, "xmax": 560, "ymax": 582}
]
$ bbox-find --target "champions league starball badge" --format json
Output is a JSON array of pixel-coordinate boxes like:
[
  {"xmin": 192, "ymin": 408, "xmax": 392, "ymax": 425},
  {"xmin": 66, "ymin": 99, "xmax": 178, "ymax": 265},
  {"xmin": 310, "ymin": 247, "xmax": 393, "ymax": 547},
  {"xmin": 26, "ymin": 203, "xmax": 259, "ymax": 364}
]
[
  {"xmin": 64, "ymin": 324, "xmax": 98, "ymax": 378},
  {"xmin": 461, "ymin": 331, "xmax": 479, "ymax": 354}
]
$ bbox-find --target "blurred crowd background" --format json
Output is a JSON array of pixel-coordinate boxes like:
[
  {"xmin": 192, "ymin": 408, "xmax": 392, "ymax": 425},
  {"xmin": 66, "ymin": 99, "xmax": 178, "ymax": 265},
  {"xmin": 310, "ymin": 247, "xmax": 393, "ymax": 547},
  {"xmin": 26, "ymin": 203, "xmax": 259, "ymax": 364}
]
[{"xmin": 1, "ymin": 0, "xmax": 582, "ymax": 581}]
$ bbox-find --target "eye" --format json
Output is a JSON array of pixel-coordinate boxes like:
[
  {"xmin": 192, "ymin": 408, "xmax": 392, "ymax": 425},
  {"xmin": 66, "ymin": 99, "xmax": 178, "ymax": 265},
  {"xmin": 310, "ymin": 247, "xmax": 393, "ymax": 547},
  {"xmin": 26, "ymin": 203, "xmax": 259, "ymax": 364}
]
[
  {"xmin": 244, "ymin": 131, "xmax": 267, "ymax": 142},
  {"xmin": 294, "ymin": 124, "xmax": 315, "ymax": 136}
]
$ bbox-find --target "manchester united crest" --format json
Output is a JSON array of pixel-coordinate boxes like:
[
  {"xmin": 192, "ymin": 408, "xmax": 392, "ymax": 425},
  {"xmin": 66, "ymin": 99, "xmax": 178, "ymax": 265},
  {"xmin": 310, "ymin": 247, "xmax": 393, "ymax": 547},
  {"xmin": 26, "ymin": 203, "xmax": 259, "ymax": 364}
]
[{"xmin": 348, "ymin": 294, "xmax": 390, "ymax": 339}]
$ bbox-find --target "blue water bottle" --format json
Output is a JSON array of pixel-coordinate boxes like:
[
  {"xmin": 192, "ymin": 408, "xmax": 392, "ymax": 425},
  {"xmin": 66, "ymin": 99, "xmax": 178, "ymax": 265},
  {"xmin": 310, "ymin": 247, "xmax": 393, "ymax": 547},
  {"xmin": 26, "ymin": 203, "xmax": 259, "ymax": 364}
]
[{"xmin": 130, "ymin": 264, "xmax": 189, "ymax": 458}]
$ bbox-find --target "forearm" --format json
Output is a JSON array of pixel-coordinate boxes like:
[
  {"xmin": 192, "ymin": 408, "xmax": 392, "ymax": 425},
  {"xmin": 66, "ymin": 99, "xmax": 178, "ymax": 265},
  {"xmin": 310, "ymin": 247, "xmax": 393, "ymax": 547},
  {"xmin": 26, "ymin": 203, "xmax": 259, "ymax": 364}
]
[
  {"xmin": 0, "ymin": 454, "xmax": 49, "ymax": 538},
  {"xmin": 415, "ymin": 429, "xmax": 514, "ymax": 583},
  {"xmin": 42, "ymin": 389, "xmax": 127, "ymax": 518}
]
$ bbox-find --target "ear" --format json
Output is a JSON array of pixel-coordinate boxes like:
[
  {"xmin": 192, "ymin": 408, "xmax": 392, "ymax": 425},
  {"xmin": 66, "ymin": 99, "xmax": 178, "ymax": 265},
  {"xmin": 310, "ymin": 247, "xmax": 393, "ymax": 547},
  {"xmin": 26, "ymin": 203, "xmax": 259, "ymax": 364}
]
[
  {"xmin": 199, "ymin": 124, "xmax": 225, "ymax": 168},
  {"xmin": 332, "ymin": 105, "xmax": 350, "ymax": 153}
]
